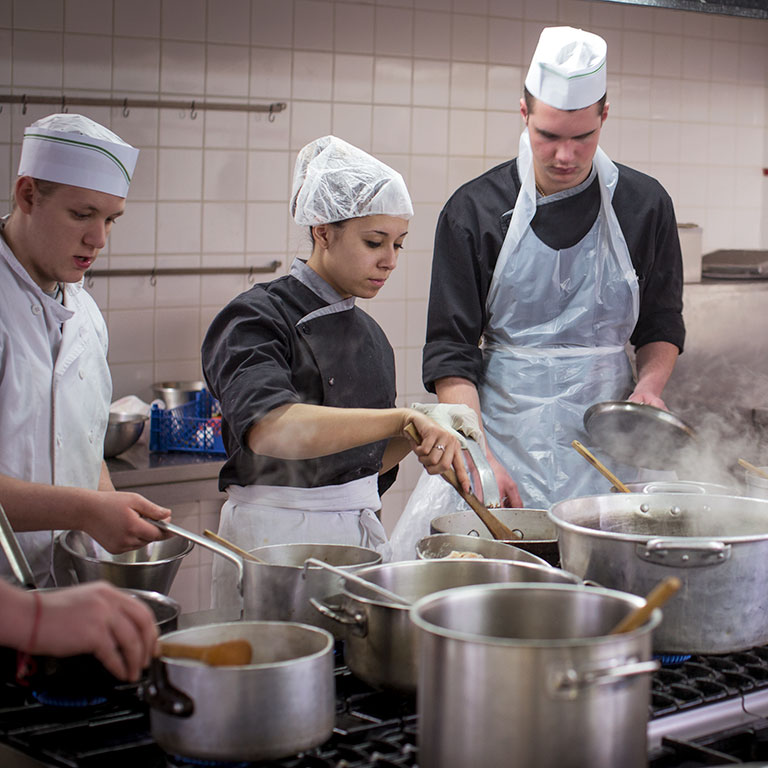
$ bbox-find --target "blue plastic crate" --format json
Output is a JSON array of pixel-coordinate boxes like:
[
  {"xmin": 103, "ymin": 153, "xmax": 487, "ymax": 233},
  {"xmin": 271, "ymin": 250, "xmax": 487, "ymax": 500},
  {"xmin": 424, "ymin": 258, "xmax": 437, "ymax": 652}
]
[{"xmin": 149, "ymin": 389, "xmax": 226, "ymax": 454}]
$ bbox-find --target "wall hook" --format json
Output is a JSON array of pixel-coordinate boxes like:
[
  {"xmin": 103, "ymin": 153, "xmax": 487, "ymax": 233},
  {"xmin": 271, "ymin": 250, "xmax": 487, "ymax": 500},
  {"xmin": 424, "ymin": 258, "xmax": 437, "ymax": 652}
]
[
  {"xmin": 149, "ymin": 268, "xmax": 157, "ymax": 287},
  {"xmin": 61, "ymin": 95, "xmax": 67, "ymax": 113},
  {"xmin": 190, "ymin": 101, "xmax": 197, "ymax": 120},
  {"xmin": 247, "ymin": 266, "xmax": 255, "ymax": 284},
  {"xmin": 86, "ymin": 273, "xmax": 94, "ymax": 289},
  {"xmin": 21, "ymin": 94, "xmax": 27, "ymax": 115},
  {"xmin": 122, "ymin": 98, "xmax": 130, "ymax": 118},
  {"xmin": 268, "ymin": 104, "xmax": 275, "ymax": 123}
]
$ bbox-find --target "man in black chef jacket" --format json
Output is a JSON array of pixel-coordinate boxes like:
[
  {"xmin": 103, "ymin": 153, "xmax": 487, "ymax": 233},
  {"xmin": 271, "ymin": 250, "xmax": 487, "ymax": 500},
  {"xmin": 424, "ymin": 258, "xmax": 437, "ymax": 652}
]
[{"xmin": 421, "ymin": 26, "xmax": 685, "ymax": 510}]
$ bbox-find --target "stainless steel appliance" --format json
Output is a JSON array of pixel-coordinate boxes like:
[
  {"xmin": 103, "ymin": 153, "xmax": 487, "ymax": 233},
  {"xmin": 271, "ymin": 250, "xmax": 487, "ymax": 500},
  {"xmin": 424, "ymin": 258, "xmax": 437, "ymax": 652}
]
[{"xmin": 5, "ymin": 641, "xmax": 768, "ymax": 767}]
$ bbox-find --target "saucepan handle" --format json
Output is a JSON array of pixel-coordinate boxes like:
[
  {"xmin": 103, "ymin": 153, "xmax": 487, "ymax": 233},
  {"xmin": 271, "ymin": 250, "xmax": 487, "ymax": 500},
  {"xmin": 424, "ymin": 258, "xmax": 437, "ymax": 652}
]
[
  {"xmin": 140, "ymin": 657, "xmax": 195, "ymax": 718},
  {"xmin": 149, "ymin": 519, "xmax": 245, "ymax": 610}
]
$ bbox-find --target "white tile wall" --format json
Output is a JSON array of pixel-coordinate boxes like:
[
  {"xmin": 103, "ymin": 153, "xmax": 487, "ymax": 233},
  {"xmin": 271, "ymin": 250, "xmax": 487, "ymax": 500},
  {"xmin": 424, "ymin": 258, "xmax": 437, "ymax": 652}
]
[{"xmin": 0, "ymin": 0, "xmax": 765, "ymax": 609}]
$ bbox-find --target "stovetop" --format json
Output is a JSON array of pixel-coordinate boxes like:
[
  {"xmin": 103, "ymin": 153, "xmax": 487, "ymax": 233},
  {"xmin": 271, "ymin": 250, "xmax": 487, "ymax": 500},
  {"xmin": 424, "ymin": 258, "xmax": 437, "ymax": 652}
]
[{"xmin": 5, "ymin": 646, "xmax": 768, "ymax": 767}]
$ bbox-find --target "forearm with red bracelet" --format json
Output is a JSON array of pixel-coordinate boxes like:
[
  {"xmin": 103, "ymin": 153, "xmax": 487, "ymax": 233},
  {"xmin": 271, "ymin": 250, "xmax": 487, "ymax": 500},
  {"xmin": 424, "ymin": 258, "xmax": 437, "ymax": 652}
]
[{"xmin": 16, "ymin": 591, "xmax": 42, "ymax": 683}]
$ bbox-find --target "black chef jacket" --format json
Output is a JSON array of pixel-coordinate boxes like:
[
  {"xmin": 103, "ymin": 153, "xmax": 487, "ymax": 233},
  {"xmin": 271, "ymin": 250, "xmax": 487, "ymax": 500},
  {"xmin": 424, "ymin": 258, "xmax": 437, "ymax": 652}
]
[
  {"xmin": 423, "ymin": 158, "xmax": 685, "ymax": 391},
  {"xmin": 202, "ymin": 262, "xmax": 398, "ymax": 493}
]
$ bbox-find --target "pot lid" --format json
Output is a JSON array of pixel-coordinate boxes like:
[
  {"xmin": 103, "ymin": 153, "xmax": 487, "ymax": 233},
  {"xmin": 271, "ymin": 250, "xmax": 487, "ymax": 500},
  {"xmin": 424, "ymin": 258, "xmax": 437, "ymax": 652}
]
[{"xmin": 583, "ymin": 400, "xmax": 697, "ymax": 470}]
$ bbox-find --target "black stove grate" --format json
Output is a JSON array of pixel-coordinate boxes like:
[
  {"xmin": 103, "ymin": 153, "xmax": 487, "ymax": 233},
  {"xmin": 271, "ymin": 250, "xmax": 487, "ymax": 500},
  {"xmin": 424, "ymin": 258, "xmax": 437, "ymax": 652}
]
[{"xmin": 4, "ymin": 644, "xmax": 768, "ymax": 767}]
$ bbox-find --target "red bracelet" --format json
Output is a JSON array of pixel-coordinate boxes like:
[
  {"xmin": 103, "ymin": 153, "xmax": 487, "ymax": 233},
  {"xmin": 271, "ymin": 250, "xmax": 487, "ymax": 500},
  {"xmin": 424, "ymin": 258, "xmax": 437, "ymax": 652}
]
[{"xmin": 26, "ymin": 591, "xmax": 42, "ymax": 653}]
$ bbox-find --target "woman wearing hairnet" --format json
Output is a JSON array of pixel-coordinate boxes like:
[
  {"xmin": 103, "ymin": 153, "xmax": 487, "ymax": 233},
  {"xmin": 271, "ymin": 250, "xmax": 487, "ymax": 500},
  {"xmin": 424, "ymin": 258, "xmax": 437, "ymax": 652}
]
[{"xmin": 202, "ymin": 136, "xmax": 469, "ymax": 608}]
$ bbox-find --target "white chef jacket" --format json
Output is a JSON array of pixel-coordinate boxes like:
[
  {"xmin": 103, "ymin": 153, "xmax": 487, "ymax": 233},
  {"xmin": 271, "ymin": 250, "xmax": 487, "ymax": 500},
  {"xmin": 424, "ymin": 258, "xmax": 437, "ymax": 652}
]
[{"xmin": 0, "ymin": 234, "xmax": 111, "ymax": 586}]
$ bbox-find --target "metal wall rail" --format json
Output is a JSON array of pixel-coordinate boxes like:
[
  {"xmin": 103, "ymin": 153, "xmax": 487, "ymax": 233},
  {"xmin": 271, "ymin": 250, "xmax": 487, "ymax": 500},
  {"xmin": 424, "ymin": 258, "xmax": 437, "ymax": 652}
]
[
  {"xmin": 85, "ymin": 261, "xmax": 282, "ymax": 286},
  {"xmin": 0, "ymin": 93, "xmax": 287, "ymax": 120}
]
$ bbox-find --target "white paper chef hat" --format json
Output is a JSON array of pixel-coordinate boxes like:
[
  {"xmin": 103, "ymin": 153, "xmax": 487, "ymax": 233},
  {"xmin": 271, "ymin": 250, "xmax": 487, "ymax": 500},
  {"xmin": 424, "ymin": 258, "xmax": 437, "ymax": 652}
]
[
  {"xmin": 525, "ymin": 26, "xmax": 607, "ymax": 111},
  {"xmin": 290, "ymin": 135, "xmax": 413, "ymax": 226},
  {"xmin": 18, "ymin": 113, "xmax": 139, "ymax": 198}
]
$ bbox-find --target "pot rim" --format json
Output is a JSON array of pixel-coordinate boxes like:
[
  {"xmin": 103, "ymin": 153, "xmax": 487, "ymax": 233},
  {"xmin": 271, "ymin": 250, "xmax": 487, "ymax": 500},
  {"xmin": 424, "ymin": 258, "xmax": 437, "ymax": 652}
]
[
  {"xmin": 157, "ymin": 620, "xmax": 334, "ymax": 670},
  {"xmin": 548, "ymin": 493, "xmax": 768, "ymax": 545},
  {"xmin": 60, "ymin": 529, "xmax": 194, "ymax": 567},
  {"xmin": 247, "ymin": 542, "xmax": 382, "ymax": 570},
  {"xmin": 342, "ymin": 559, "xmax": 581, "ymax": 610},
  {"xmin": 409, "ymin": 582, "xmax": 660, "ymax": 648}
]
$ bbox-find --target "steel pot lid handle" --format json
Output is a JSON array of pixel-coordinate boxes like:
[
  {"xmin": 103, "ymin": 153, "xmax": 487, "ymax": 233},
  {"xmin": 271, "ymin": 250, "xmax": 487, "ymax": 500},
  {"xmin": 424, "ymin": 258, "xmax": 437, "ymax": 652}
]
[
  {"xmin": 548, "ymin": 658, "xmax": 660, "ymax": 699},
  {"xmin": 303, "ymin": 558, "xmax": 411, "ymax": 607},
  {"xmin": 148, "ymin": 519, "xmax": 245, "ymax": 609},
  {"xmin": 0, "ymin": 502, "xmax": 37, "ymax": 589},
  {"xmin": 637, "ymin": 538, "xmax": 732, "ymax": 567}
]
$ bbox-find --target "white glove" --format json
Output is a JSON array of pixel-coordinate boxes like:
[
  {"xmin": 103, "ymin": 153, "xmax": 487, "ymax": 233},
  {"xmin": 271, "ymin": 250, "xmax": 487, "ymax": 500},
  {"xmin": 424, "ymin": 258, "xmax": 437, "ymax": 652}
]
[{"xmin": 410, "ymin": 403, "xmax": 485, "ymax": 451}]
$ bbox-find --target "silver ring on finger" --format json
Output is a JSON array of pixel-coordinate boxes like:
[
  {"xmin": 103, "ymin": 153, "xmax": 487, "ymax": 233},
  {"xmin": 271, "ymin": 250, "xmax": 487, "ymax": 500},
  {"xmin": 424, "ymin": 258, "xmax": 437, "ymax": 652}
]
[{"xmin": 436, "ymin": 444, "xmax": 446, "ymax": 452}]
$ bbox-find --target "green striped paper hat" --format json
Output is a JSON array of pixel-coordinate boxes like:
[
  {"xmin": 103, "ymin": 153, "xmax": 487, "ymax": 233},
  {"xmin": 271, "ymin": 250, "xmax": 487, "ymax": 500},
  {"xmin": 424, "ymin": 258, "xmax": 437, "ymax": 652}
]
[
  {"xmin": 525, "ymin": 27, "xmax": 607, "ymax": 111},
  {"xmin": 18, "ymin": 113, "xmax": 139, "ymax": 198}
]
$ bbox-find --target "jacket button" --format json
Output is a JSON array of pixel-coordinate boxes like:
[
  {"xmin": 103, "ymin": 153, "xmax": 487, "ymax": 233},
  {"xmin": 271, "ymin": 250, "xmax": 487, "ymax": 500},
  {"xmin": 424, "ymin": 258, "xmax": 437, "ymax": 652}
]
[
  {"xmin": 31, "ymin": 305, "xmax": 41, "ymax": 315},
  {"xmin": 328, "ymin": 377, "xmax": 335, "ymax": 386},
  {"xmin": 301, "ymin": 325, "xmax": 311, "ymax": 335},
  {"xmin": 55, "ymin": 434, "xmax": 62, "ymax": 447},
  {"xmin": 78, "ymin": 370, "xmax": 85, "ymax": 380}
]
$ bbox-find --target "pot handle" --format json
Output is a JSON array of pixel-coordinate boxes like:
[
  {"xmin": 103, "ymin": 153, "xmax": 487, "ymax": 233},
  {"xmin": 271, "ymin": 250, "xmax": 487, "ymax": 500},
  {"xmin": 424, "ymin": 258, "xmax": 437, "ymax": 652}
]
[
  {"xmin": 309, "ymin": 597, "xmax": 368, "ymax": 636},
  {"xmin": 140, "ymin": 658, "xmax": 195, "ymax": 718},
  {"xmin": 637, "ymin": 538, "xmax": 731, "ymax": 568},
  {"xmin": 149, "ymin": 520, "xmax": 245, "ymax": 614},
  {"xmin": 548, "ymin": 658, "xmax": 660, "ymax": 700}
]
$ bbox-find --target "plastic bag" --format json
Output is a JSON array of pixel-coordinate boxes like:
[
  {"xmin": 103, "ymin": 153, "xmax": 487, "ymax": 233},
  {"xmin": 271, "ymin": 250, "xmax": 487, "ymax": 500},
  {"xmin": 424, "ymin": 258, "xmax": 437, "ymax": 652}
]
[{"xmin": 389, "ymin": 471, "xmax": 464, "ymax": 561}]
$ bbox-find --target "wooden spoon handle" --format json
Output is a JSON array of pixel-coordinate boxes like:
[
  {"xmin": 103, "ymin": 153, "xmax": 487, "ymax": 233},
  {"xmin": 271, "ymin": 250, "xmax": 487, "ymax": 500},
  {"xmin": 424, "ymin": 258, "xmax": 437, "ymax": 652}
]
[
  {"xmin": 203, "ymin": 529, "xmax": 265, "ymax": 563},
  {"xmin": 609, "ymin": 577, "xmax": 682, "ymax": 635},
  {"xmin": 404, "ymin": 422, "xmax": 520, "ymax": 541},
  {"xmin": 738, "ymin": 458, "xmax": 768, "ymax": 481},
  {"xmin": 571, "ymin": 440, "xmax": 631, "ymax": 493}
]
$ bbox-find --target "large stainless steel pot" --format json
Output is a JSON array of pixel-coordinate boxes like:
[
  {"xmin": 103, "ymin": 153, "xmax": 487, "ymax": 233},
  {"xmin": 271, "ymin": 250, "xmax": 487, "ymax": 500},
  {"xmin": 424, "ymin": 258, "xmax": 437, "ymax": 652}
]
[
  {"xmin": 549, "ymin": 493, "xmax": 768, "ymax": 653},
  {"xmin": 59, "ymin": 530, "xmax": 193, "ymax": 594},
  {"xmin": 153, "ymin": 522, "xmax": 381, "ymax": 634},
  {"xmin": 411, "ymin": 583, "xmax": 660, "ymax": 768},
  {"xmin": 617, "ymin": 480, "xmax": 736, "ymax": 494},
  {"xmin": 313, "ymin": 558, "xmax": 581, "ymax": 693},
  {"xmin": 145, "ymin": 621, "xmax": 334, "ymax": 762},
  {"xmin": 430, "ymin": 507, "xmax": 559, "ymax": 564}
]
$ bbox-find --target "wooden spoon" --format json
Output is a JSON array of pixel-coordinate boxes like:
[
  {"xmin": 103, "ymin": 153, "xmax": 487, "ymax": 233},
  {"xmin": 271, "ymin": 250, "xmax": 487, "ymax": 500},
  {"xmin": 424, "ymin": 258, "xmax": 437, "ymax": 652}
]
[
  {"xmin": 159, "ymin": 639, "xmax": 253, "ymax": 666},
  {"xmin": 738, "ymin": 458, "xmax": 768, "ymax": 481},
  {"xmin": 203, "ymin": 529, "xmax": 267, "ymax": 563},
  {"xmin": 404, "ymin": 422, "xmax": 521, "ymax": 541},
  {"xmin": 571, "ymin": 439, "xmax": 631, "ymax": 494},
  {"xmin": 609, "ymin": 576, "xmax": 682, "ymax": 635}
]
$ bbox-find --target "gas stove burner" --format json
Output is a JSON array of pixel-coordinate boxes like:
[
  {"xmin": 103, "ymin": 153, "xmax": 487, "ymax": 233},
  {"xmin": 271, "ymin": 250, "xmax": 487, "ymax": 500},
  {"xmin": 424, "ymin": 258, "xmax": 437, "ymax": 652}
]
[
  {"xmin": 32, "ymin": 689, "xmax": 108, "ymax": 707},
  {"xmin": 654, "ymin": 653, "xmax": 692, "ymax": 667},
  {"xmin": 169, "ymin": 755, "xmax": 249, "ymax": 768}
]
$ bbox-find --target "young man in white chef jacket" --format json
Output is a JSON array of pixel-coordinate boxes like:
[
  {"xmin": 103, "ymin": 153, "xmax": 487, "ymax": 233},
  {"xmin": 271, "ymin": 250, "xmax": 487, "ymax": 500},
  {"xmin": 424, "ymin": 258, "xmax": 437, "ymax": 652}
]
[{"xmin": 0, "ymin": 113, "xmax": 170, "ymax": 587}]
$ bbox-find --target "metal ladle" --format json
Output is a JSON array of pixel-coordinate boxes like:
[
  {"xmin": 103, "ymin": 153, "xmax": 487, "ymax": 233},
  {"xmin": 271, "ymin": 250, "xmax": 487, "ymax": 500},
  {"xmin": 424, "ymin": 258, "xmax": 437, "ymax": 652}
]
[{"xmin": 302, "ymin": 558, "xmax": 411, "ymax": 606}]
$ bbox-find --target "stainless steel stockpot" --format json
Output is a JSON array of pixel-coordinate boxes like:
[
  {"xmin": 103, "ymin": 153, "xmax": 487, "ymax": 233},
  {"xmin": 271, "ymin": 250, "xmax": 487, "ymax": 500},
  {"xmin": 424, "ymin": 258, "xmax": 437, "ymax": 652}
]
[
  {"xmin": 145, "ymin": 621, "xmax": 334, "ymax": 762},
  {"xmin": 549, "ymin": 493, "xmax": 768, "ymax": 653},
  {"xmin": 411, "ymin": 583, "xmax": 659, "ymax": 768},
  {"xmin": 430, "ymin": 507, "xmax": 559, "ymax": 564},
  {"xmin": 416, "ymin": 532, "xmax": 551, "ymax": 567},
  {"xmin": 313, "ymin": 558, "xmax": 580, "ymax": 693}
]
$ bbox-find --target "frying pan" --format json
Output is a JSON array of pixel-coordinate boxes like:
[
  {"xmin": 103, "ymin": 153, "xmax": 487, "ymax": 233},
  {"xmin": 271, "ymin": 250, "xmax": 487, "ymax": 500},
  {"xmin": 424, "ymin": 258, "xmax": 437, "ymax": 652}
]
[{"xmin": 583, "ymin": 400, "xmax": 697, "ymax": 470}]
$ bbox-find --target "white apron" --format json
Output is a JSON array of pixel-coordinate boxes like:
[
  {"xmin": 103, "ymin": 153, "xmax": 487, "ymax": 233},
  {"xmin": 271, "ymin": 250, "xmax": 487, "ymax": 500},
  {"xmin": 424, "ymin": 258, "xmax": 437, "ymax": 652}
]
[
  {"xmin": 0, "ymin": 240, "xmax": 110, "ymax": 586},
  {"xmin": 211, "ymin": 474, "xmax": 389, "ymax": 609},
  {"xmin": 480, "ymin": 129, "xmax": 640, "ymax": 508}
]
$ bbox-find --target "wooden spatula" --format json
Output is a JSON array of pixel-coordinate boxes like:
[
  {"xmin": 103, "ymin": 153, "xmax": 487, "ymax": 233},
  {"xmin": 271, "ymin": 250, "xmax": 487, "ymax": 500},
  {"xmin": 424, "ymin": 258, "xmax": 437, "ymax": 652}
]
[
  {"xmin": 572, "ymin": 439, "xmax": 631, "ymax": 493},
  {"xmin": 159, "ymin": 639, "xmax": 253, "ymax": 667},
  {"xmin": 609, "ymin": 577, "xmax": 682, "ymax": 635},
  {"xmin": 738, "ymin": 458, "xmax": 768, "ymax": 481},
  {"xmin": 404, "ymin": 422, "xmax": 521, "ymax": 541}
]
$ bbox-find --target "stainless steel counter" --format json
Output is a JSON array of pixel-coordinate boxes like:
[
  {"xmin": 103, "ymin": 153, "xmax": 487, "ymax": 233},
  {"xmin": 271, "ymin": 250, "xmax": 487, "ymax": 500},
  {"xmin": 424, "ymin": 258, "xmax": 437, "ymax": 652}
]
[{"xmin": 106, "ymin": 442, "xmax": 226, "ymax": 505}]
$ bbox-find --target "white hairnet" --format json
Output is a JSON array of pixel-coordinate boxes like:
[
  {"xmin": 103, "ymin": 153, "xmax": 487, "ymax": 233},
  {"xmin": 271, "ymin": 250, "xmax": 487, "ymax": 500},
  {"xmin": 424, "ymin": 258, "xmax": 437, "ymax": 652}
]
[{"xmin": 290, "ymin": 135, "xmax": 413, "ymax": 226}]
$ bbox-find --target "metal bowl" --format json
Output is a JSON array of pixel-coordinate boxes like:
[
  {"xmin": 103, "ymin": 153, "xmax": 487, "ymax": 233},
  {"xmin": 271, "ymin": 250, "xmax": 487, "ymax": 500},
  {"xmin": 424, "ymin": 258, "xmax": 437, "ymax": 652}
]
[
  {"xmin": 416, "ymin": 533, "xmax": 551, "ymax": 568},
  {"xmin": 104, "ymin": 412, "xmax": 147, "ymax": 458},
  {"xmin": 59, "ymin": 530, "xmax": 194, "ymax": 595},
  {"xmin": 152, "ymin": 380, "xmax": 205, "ymax": 410}
]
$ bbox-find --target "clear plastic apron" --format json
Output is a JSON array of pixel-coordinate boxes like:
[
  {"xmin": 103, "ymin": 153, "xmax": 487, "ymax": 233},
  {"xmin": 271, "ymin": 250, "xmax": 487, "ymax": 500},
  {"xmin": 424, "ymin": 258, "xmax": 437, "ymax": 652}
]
[{"xmin": 480, "ymin": 129, "xmax": 640, "ymax": 508}]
